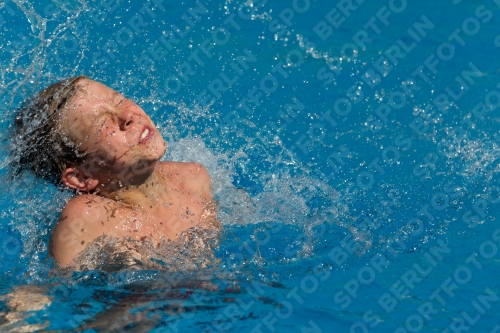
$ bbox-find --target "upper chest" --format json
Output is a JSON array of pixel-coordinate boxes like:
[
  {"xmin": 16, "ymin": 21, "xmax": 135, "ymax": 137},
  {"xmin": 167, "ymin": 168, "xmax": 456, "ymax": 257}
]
[{"xmin": 104, "ymin": 175, "xmax": 208, "ymax": 241}]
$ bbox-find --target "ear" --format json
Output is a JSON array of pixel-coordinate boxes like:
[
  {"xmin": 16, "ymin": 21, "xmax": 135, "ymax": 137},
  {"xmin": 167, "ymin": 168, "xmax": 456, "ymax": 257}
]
[{"xmin": 61, "ymin": 167, "xmax": 99, "ymax": 192}]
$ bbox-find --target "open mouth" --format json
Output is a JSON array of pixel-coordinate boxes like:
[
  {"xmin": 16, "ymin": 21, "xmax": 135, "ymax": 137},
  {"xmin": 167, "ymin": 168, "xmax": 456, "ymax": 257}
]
[{"xmin": 139, "ymin": 126, "xmax": 153, "ymax": 144}]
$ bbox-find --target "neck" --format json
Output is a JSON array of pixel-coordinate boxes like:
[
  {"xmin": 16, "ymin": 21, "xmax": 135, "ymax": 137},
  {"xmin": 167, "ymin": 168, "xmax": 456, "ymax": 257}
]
[{"xmin": 96, "ymin": 165, "xmax": 168, "ymax": 208}]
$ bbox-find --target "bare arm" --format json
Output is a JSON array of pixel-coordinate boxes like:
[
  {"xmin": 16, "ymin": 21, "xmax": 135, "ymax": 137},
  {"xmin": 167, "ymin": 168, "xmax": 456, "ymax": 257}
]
[{"xmin": 50, "ymin": 195, "xmax": 111, "ymax": 267}]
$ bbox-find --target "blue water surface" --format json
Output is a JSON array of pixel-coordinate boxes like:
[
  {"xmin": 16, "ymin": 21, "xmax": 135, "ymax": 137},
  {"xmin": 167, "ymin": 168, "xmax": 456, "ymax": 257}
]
[{"xmin": 1, "ymin": 0, "xmax": 500, "ymax": 332}]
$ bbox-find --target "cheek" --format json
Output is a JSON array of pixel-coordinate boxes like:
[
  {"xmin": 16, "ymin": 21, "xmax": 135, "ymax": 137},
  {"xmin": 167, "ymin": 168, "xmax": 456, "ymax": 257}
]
[
  {"xmin": 103, "ymin": 130, "xmax": 133, "ymax": 151},
  {"xmin": 99, "ymin": 127, "xmax": 125, "ymax": 147},
  {"xmin": 102, "ymin": 125, "xmax": 116, "ymax": 138}
]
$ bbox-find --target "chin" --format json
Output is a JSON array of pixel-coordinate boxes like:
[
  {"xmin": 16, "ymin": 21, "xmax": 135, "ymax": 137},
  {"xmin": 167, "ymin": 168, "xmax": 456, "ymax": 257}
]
[
  {"xmin": 160, "ymin": 140, "xmax": 167, "ymax": 156},
  {"xmin": 147, "ymin": 144, "xmax": 167, "ymax": 165},
  {"xmin": 143, "ymin": 134, "xmax": 166, "ymax": 157},
  {"xmin": 151, "ymin": 137, "xmax": 167, "ymax": 158}
]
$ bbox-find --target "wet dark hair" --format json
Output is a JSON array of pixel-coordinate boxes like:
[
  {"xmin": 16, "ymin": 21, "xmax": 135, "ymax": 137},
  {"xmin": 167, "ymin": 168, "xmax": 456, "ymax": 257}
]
[{"xmin": 11, "ymin": 75, "xmax": 89, "ymax": 186}]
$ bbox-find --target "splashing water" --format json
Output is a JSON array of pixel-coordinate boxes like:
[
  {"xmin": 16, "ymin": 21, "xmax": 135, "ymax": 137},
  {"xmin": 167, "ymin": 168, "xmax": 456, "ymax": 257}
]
[
  {"xmin": 0, "ymin": 0, "xmax": 350, "ymax": 286},
  {"xmin": 2, "ymin": 0, "xmax": 500, "ymax": 331}
]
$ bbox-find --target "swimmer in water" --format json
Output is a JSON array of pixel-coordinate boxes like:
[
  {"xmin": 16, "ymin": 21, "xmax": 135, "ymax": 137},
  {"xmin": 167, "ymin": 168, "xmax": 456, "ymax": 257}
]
[{"xmin": 13, "ymin": 75, "xmax": 219, "ymax": 269}]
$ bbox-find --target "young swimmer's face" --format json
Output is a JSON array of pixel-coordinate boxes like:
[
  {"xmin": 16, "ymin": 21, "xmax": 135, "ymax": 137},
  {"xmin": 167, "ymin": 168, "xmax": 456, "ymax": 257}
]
[{"xmin": 60, "ymin": 79, "xmax": 167, "ymax": 183}]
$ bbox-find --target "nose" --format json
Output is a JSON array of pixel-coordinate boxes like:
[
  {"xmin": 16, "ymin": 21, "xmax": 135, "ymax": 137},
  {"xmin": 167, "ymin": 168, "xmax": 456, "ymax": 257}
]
[{"xmin": 119, "ymin": 109, "xmax": 134, "ymax": 131}]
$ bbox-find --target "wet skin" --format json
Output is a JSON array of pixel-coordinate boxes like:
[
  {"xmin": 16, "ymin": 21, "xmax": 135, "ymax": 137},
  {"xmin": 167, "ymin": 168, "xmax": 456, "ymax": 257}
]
[{"xmin": 49, "ymin": 79, "xmax": 214, "ymax": 267}]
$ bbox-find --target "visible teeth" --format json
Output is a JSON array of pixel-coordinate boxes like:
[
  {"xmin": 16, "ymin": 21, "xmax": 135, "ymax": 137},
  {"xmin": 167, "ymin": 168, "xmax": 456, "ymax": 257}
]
[{"xmin": 141, "ymin": 128, "xmax": 149, "ymax": 140}]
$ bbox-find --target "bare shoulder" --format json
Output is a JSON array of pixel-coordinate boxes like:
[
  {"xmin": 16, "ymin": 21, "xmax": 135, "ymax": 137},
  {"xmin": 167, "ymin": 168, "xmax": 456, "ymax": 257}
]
[
  {"xmin": 50, "ymin": 194, "xmax": 114, "ymax": 267},
  {"xmin": 158, "ymin": 161, "xmax": 213, "ymax": 201}
]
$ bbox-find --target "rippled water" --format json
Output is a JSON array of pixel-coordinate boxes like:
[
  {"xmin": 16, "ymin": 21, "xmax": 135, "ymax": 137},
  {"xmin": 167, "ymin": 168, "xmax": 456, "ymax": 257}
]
[{"xmin": 1, "ymin": 0, "xmax": 500, "ymax": 332}]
